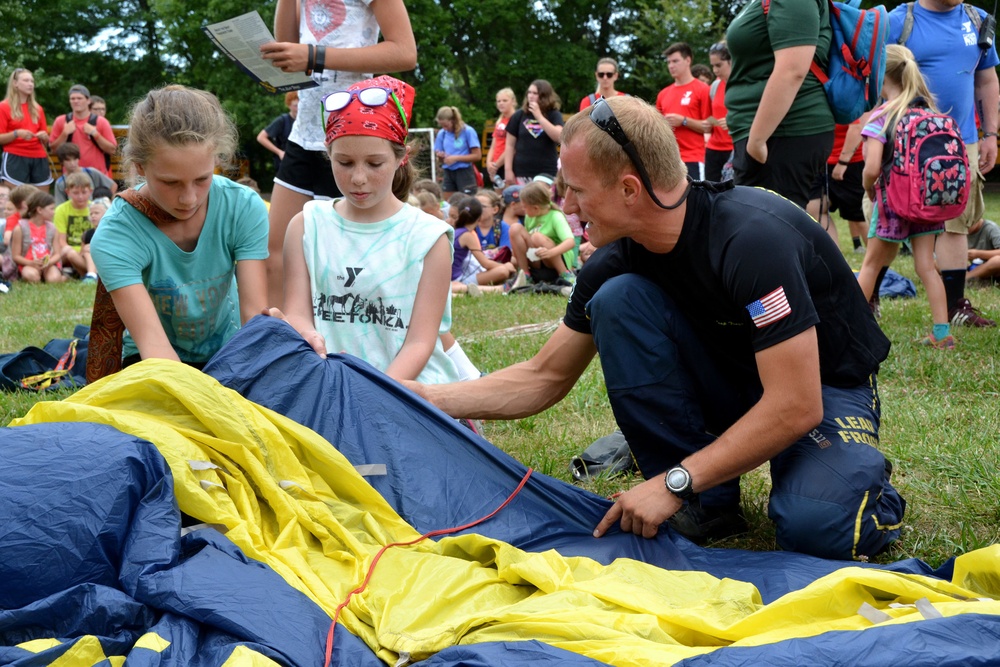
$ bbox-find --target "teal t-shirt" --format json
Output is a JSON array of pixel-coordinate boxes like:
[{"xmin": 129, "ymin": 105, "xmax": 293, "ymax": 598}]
[
  {"xmin": 525, "ymin": 208, "xmax": 575, "ymax": 270},
  {"xmin": 725, "ymin": 0, "xmax": 833, "ymax": 142},
  {"xmin": 91, "ymin": 176, "xmax": 269, "ymax": 363}
]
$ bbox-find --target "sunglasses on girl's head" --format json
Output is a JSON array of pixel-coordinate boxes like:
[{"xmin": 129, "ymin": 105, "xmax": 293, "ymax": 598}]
[
  {"xmin": 588, "ymin": 98, "xmax": 690, "ymax": 211},
  {"xmin": 322, "ymin": 87, "xmax": 408, "ymax": 130}
]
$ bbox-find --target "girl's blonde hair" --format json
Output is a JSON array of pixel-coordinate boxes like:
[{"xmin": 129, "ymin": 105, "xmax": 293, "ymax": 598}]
[
  {"xmin": 475, "ymin": 188, "xmax": 502, "ymax": 213},
  {"xmin": 122, "ymin": 85, "xmax": 237, "ymax": 185},
  {"xmin": 878, "ymin": 44, "xmax": 938, "ymax": 137},
  {"xmin": 519, "ymin": 180, "xmax": 558, "ymax": 209},
  {"xmin": 5, "ymin": 68, "xmax": 41, "ymax": 123},
  {"xmin": 25, "ymin": 190, "xmax": 54, "ymax": 218},
  {"xmin": 436, "ymin": 106, "xmax": 466, "ymax": 136},
  {"xmin": 496, "ymin": 87, "xmax": 517, "ymax": 112},
  {"xmin": 90, "ymin": 196, "xmax": 112, "ymax": 213}
]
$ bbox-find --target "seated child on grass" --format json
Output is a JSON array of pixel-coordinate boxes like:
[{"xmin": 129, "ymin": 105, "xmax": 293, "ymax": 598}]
[
  {"xmin": 448, "ymin": 195, "xmax": 514, "ymax": 295},
  {"xmin": 474, "ymin": 188, "xmax": 513, "ymax": 263},
  {"xmin": 79, "ymin": 196, "xmax": 111, "ymax": 284},
  {"xmin": 53, "ymin": 171, "xmax": 95, "ymax": 280},
  {"xmin": 10, "ymin": 190, "xmax": 65, "ymax": 284},
  {"xmin": 508, "ymin": 180, "xmax": 576, "ymax": 286}
]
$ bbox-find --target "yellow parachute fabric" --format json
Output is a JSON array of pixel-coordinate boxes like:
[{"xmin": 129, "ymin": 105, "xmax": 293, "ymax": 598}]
[{"xmin": 13, "ymin": 361, "xmax": 1000, "ymax": 666}]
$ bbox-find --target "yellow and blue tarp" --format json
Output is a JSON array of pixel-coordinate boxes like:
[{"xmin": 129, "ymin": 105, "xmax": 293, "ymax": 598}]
[{"xmin": 4, "ymin": 316, "xmax": 1000, "ymax": 666}]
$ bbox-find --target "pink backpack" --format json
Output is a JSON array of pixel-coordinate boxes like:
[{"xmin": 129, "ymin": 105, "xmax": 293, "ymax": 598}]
[{"xmin": 884, "ymin": 107, "xmax": 969, "ymax": 223}]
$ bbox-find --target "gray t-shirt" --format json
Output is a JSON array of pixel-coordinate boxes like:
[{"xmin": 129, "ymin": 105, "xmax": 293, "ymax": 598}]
[{"xmin": 968, "ymin": 220, "xmax": 1000, "ymax": 251}]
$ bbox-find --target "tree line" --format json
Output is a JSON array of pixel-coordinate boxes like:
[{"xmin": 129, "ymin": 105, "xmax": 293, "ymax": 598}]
[{"xmin": 0, "ymin": 0, "xmax": 913, "ymax": 189}]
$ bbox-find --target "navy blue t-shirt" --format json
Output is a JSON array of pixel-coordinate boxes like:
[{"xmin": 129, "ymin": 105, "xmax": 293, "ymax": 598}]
[{"xmin": 564, "ymin": 182, "xmax": 890, "ymax": 388}]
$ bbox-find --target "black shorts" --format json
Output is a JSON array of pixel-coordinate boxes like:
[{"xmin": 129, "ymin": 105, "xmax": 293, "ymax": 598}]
[
  {"xmin": 732, "ymin": 132, "xmax": 833, "ymax": 209},
  {"xmin": 1, "ymin": 153, "xmax": 54, "ymax": 187},
  {"xmin": 273, "ymin": 140, "xmax": 341, "ymax": 199},
  {"xmin": 441, "ymin": 166, "xmax": 478, "ymax": 194},
  {"xmin": 808, "ymin": 162, "xmax": 865, "ymax": 222}
]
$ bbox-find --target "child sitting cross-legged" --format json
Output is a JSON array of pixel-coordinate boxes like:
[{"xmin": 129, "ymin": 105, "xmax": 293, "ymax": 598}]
[
  {"xmin": 507, "ymin": 180, "xmax": 576, "ymax": 287},
  {"xmin": 448, "ymin": 195, "xmax": 515, "ymax": 295},
  {"xmin": 10, "ymin": 190, "xmax": 65, "ymax": 283},
  {"xmin": 53, "ymin": 170, "xmax": 96, "ymax": 281}
]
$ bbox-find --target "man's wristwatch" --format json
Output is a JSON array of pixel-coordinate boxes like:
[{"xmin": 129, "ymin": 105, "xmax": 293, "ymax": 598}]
[
  {"xmin": 665, "ymin": 464, "xmax": 696, "ymax": 501},
  {"xmin": 983, "ymin": 132, "xmax": 999, "ymax": 139},
  {"xmin": 682, "ymin": 116, "xmax": 688, "ymax": 126}
]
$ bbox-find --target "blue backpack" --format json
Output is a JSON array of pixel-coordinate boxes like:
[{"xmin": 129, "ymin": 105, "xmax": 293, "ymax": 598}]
[{"xmin": 763, "ymin": 0, "xmax": 889, "ymax": 124}]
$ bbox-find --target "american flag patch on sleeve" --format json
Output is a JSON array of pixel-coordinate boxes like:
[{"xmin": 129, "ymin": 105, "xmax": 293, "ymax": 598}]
[{"xmin": 746, "ymin": 286, "xmax": 791, "ymax": 328}]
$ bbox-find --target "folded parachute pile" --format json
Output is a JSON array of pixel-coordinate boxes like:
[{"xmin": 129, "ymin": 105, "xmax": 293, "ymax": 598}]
[{"xmin": 4, "ymin": 316, "xmax": 1000, "ymax": 666}]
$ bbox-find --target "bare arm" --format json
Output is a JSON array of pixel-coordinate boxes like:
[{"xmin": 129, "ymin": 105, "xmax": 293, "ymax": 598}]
[
  {"xmin": 831, "ymin": 120, "xmax": 864, "ymax": 181},
  {"xmin": 595, "ymin": 328, "xmax": 823, "ymax": 538},
  {"xmin": 463, "ymin": 232, "xmax": 502, "ymax": 270},
  {"xmin": 385, "ymin": 234, "xmax": 451, "ymax": 382},
  {"xmin": 530, "ymin": 103, "xmax": 563, "ymax": 142},
  {"xmin": 503, "ymin": 132, "xmax": 518, "ymax": 186},
  {"xmin": 275, "ymin": 213, "xmax": 327, "ymax": 355},
  {"xmin": 235, "ymin": 259, "xmax": 268, "ymax": 324},
  {"xmin": 975, "ymin": 66, "xmax": 999, "ymax": 174},
  {"xmin": 257, "ymin": 129, "xmax": 284, "ymax": 159},
  {"xmin": 862, "ymin": 137, "xmax": 884, "ymax": 201},
  {"xmin": 442, "ymin": 145, "xmax": 482, "ymax": 166},
  {"xmin": 262, "ymin": 0, "xmax": 416, "ymax": 74},
  {"xmin": 407, "ymin": 322, "xmax": 597, "ymax": 418},
  {"xmin": 746, "ymin": 45, "xmax": 816, "ymax": 163},
  {"xmin": 109, "ymin": 283, "xmax": 182, "ymax": 362}
]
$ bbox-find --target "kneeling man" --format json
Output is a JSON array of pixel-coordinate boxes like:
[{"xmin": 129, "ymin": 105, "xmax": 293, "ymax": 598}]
[{"xmin": 407, "ymin": 96, "xmax": 904, "ymax": 561}]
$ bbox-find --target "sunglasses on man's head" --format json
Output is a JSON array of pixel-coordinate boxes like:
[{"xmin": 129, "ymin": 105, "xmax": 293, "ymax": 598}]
[
  {"xmin": 588, "ymin": 98, "xmax": 690, "ymax": 210},
  {"xmin": 596, "ymin": 71, "xmax": 616, "ymax": 78},
  {"xmin": 323, "ymin": 87, "xmax": 408, "ymax": 131}
]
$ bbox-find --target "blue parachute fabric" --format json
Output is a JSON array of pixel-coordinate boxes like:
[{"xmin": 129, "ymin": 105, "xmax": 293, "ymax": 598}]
[
  {"xmin": 673, "ymin": 614, "xmax": 1000, "ymax": 667},
  {"xmin": 0, "ymin": 421, "xmax": 345, "ymax": 666},
  {"xmin": 205, "ymin": 317, "xmax": 944, "ymax": 603}
]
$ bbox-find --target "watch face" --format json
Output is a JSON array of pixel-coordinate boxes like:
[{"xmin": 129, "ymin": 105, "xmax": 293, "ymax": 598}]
[{"xmin": 667, "ymin": 468, "xmax": 689, "ymax": 491}]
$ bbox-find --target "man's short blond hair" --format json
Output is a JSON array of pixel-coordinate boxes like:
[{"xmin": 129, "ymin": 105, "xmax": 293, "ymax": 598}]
[{"xmin": 562, "ymin": 96, "xmax": 686, "ymax": 192}]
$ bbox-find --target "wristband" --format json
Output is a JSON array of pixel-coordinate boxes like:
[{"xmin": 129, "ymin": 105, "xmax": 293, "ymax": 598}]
[
  {"xmin": 305, "ymin": 44, "xmax": 315, "ymax": 76},
  {"xmin": 983, "ymin": 132, "xmax": 999, "ymax": 139},
  {"xmin": 682, "ymin": 117, "xmax": 688, "ymax": 126},
  {"xmin": 314, "ymin": 45, "xmax": 327, "ymax": 73},
  {"xmin": 837, "ymin": 159, "xmax": 850, "ymax": 166}
]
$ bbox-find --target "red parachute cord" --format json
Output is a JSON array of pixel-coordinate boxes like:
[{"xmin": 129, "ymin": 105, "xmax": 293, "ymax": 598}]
[{"xmin": 322, "ymin": 467, "xmax": 534, "ymax": 667}]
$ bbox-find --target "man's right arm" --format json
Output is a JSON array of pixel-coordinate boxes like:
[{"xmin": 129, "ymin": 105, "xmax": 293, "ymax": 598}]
[{"xmin": 411, "ymin": 323, "xmax": 597, "ymax": 419}]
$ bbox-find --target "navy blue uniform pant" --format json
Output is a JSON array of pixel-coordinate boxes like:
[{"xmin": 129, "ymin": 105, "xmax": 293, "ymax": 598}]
[{"xmin": 587, "ymin": 274, "xmax": 906, "ymax": 560}]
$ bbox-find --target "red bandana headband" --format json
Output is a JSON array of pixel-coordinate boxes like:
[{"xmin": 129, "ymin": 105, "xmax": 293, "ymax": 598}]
[{"xmin": 324, "ymin": 75, "xmax": 414, "ymax": 148}]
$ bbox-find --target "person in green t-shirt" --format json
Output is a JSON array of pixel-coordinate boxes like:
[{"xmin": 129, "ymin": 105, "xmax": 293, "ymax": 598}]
[
  {"xmin": 509, "ymin": 180, "xmax": 576, "ymax": 286},
  {"xmin": 725, "ymin": 0, "xmax": 834, "ymax": 208}
]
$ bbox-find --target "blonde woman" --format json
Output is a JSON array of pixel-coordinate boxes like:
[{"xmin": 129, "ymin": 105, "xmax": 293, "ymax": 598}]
[
  {"xmin": 0, "ymin": 68, "xmax": 52, "ymax": 191},
  {"xmin": 486, "ymin": 88, "xmax": 517, "ymax": 188}
]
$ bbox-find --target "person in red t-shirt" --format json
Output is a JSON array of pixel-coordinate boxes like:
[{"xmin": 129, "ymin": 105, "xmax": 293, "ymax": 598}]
[
  {"xmin": 0, "ymin": 68, "xmax": 52, "ymax": 191},
  {"xmin": 49, "ymin": 84, "xmax": 118, "ymax": 178},
  {"xmin": 486, "ymin": 87, "xmax": 517, "ymax": 189},
  {"xmin": 579, "ymin": 57, "xmax": 628, "ymax": 111},
  {"xmin": 806, "ymin": 121, "xmax": 866, "ymax": 253},
  {"xmin": 705, "ymin": 41, "xmax": 734, "ymax": 182},
  {"xmin": 655, "ymin": 42, "xmax": 711, "ymax": 180}
]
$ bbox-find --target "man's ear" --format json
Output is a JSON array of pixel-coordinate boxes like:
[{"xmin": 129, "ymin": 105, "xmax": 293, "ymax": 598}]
[{"xmin": 621, "ymin": 173, "xmax": 642, "ymax": 206}]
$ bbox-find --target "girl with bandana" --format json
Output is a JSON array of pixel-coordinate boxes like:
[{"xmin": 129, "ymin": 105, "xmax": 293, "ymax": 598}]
[{"xmin": 268, "ymin": 76, "xmax": 462, "ymax": 384}]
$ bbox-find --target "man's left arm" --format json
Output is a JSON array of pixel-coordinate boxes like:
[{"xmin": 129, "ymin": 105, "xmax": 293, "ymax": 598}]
[
  {"xmin": 595, "ymin": 327, "xmax": 823, "ymax": 538},
  {"xmin": 975, "ymin": 66, "xmax": 999, "ymax": 174}
]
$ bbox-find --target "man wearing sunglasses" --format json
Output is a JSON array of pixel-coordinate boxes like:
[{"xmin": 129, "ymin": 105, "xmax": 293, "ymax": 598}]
[{"xmin": 408, "ymin": 96, "xmax": 905, "ymax": 561}]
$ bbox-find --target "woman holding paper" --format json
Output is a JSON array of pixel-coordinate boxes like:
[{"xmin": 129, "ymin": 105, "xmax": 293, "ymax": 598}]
[{"xmin": 259, "ymin": 0, "xmax": 417, "ymax": 308}]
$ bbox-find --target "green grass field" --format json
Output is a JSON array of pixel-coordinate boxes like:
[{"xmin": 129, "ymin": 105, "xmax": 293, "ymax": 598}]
[{"xmin": 1, "ymin": 204, "xmax": 999, "ymax": 568}]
